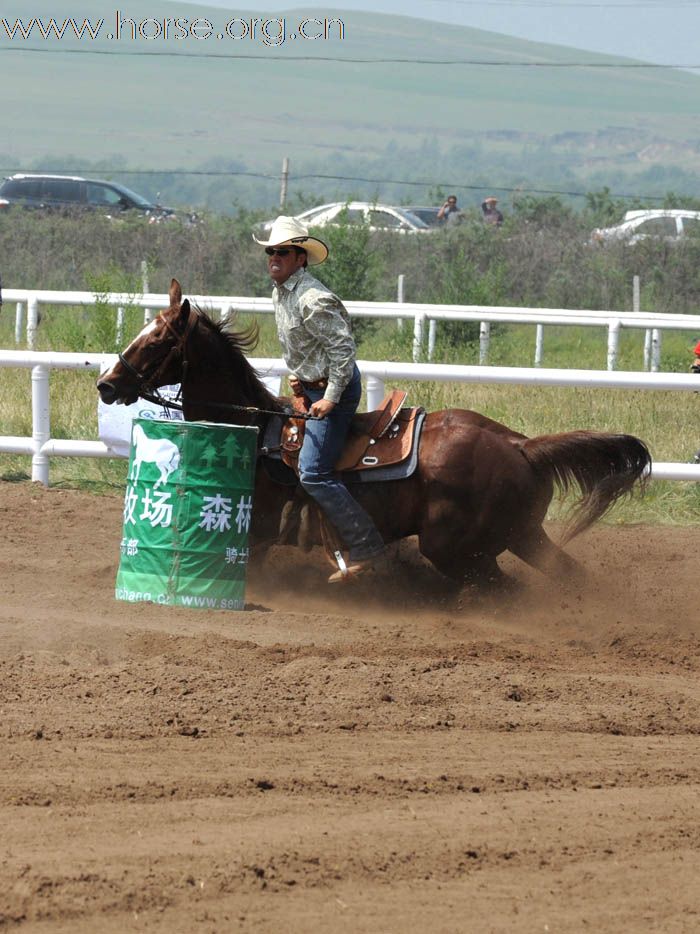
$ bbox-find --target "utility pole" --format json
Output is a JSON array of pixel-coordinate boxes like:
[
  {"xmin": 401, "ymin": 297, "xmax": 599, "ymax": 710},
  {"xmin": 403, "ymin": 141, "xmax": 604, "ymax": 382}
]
[
  {"xmin": 280, "ymin": 156, "xmax": 289, "ymax": 210},
  {"xmin": 142, "ymin": 259, "xmax": 153, "ymax": 324}
]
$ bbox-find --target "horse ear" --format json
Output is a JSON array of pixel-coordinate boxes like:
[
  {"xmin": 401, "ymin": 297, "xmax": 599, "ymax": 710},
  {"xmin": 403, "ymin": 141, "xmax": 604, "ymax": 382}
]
[
  {"xmin": 175, "ymin": 298, "xmax": 191, "ymax": 333},
  {"xmin": 169, "ymin": 278, "xmax": 182, "ymax": 306},
  {"xmin": 181, "ymin": 298, "xmax": 190, "ymax": 317}
]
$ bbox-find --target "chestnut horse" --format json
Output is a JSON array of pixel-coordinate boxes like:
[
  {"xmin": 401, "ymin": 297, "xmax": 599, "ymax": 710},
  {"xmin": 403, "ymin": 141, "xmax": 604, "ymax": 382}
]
[{"xmin": 97, "ymin": 280, "xmax": 650, "ymax": 587}]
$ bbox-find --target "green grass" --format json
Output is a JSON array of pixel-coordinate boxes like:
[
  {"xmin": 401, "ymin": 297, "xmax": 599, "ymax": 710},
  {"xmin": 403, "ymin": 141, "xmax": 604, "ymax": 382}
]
[{"xmin": 2, "ymin": 305, "xmax": 698, "ymax": 524}]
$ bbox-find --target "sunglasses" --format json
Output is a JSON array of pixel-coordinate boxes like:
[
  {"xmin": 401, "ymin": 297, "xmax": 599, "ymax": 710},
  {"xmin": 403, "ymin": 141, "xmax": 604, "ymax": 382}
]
[{"xmin": 265, "ymin": 247, "xmax": 292, "ymax": 257}]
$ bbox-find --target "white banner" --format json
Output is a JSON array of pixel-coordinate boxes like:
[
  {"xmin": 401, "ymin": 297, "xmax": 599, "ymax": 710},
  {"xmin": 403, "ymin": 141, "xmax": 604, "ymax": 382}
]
[
  {"xmin": 97, "ymin": 369, "xmax": 281, "ymax": 458},
  {"xmin": 98, "ymin": 385, "xmax": 185, "ymax": 457}
]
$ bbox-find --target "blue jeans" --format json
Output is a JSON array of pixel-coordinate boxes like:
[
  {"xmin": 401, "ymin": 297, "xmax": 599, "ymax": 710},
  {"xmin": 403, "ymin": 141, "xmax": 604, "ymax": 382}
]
[{"xmin": 298, "ymin": 366, "xmax": 385, "ymax": 562}]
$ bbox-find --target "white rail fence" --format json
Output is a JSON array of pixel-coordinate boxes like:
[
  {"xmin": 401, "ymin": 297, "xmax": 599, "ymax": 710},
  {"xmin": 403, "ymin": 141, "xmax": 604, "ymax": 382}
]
[
  {"xmin": 5, "ymin": 288, "xmax": 700, "ymax": 370},
  {"xmin": 1, "ymin": 349, "xmax": 699, "ymax": 486}
]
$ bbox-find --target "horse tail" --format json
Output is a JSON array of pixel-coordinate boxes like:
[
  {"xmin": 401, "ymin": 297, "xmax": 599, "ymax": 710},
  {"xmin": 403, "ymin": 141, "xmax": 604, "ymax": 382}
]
[{"xmin": 517, "ymin": 431, "xmax": 651, "ymax": 544}]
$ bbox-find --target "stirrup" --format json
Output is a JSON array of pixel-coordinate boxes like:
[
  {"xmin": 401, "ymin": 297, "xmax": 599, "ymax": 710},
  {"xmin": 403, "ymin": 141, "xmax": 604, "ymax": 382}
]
[
  {"xmin": 327, "ymin": 553, "xmax": 382, "ymax": 584},
  {"xmin": 332, "ymin": 550, "xmax": 348, "ymax": 579}
]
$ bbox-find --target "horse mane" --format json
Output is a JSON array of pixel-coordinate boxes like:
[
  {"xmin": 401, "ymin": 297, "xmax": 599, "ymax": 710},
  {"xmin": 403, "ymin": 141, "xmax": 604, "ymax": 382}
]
[{"xmin": 191, "ymin": 305, "xmax": 284, "ymax": 413}]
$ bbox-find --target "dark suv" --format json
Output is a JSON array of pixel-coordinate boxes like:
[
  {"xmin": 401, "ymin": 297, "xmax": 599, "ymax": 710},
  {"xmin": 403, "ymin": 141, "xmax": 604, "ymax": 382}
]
[{"xmin": 0, "ymin": 173, "xmax": 174, "ymax": 219}]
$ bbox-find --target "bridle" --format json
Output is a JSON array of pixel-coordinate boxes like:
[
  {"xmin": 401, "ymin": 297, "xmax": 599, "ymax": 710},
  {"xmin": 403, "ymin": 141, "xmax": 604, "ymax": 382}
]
[
  {"xmin": 118, "ymin": 304, "xmax": 198, "ymax": 410},
  {"xmin": 118, "ymin": 303, "xmax": 317, "ymax": 421}
]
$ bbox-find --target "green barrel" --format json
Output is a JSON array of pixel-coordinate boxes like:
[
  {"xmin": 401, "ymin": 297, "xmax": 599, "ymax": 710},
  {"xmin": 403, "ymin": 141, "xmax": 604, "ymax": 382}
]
[{"xmin": 115, "ymin": 418, "xmax": 258, "ymax": 610}]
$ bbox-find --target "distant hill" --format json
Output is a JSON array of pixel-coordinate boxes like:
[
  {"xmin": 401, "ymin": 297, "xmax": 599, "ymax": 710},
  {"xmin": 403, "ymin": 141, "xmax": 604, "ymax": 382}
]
[{"xmin": 1, "ymin": 0, "xmax": 699, "ymax": 210}]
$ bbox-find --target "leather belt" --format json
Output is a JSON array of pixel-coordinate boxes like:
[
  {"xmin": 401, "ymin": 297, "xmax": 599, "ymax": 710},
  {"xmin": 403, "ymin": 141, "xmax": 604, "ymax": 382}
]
[{"xmin": 301, "ymin": 377, "xmax": 328, "ymax": 390}]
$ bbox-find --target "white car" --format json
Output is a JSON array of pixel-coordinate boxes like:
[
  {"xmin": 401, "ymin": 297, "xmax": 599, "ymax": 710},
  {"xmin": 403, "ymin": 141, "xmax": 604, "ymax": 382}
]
[
  {"xmin": 258, "ymin": 202, "xmax": 431, "ymax": 235},
  {"xmin": 405, "ymin": 205, "xmax": 443, "ymax": 227},
  {"xmin": 592, "ymin": 209, "xmax": 700, "ymax": 244}
]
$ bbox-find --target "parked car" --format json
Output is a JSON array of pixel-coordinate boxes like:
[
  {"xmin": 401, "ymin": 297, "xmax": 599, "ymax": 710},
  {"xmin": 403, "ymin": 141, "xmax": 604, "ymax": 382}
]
[
  {"xmin": 591, "ymin": 209, "xmax": 700, "ymax": 244},
  {"xmin": 0, "ymin": 173, "xmax": 175, "ymax": 220},
  {"xmin": 257, "ymin": 201, "xmax": 431, "ymax": 235}
]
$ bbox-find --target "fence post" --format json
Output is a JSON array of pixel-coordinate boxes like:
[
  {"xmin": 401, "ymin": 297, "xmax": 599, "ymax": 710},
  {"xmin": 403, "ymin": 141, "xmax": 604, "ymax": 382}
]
[
  {"xmin": 280, "ymin": 156, "xmax": 289, "ymax": 209},
  {"xmin": 607, "ymin": 320, "xmax": 620, "ymax": 371},
  {"xmin": 643, "ymin": 330, "xmax": 652, "ymax": 371},
  {"xmin": 31, "ymin": 363, "xmax": 50, "ymax": 485},
  {"xmin": 428, "ymin": 319, "xmax": 437, "ymax": 360},
  {"xmin": 534, "ymin": 324, "xmax": 544, "ymax": 367},
  {"xmin": 651, "ymin": 328, "xmax": 662, "ymax": 372},
  {"xmin": 634, "ymin": 275, "xmax": 651, "ymax": 370},
  {"xmin": 397, "ymin": 274, "xmax": 404, "ymax": 331},
  {"xmin": 116, "ymin": 306, "xmax": 125, "ymax": 345},
  {"xmin": 413, "ymin": 313, "xmax": 425, "ymax": 362},
  {"xmin": 479, "ymin": 322, "xmax": 490, "ymax": 364},
  {"xmin": 365, "ymin": 373, "xmax": 385, "ymax": 411},
  {"xmin": 27, "ymin": 295, "xmax": 40, "ymax": 350},
  {"xmin": 15, "ymin": 302, "xmax": 25, "ymax": 345}
]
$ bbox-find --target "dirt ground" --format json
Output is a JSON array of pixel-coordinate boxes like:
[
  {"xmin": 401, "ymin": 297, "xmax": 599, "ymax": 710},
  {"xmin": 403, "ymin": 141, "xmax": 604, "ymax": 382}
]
[{"xmin": 0, "ymin": 481, "xmax": 699, "ymax": 933}]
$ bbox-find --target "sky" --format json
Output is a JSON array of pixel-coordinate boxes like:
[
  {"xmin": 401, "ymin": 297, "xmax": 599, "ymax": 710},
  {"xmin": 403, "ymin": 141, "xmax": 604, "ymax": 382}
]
[{"xmin": 184, "ymin": 0, "xmax": 700, "ymax": 70}]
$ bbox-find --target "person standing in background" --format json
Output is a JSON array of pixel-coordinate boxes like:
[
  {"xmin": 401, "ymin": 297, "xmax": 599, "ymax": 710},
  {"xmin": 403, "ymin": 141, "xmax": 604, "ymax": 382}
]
[
  {"xmin": 437, "ymin": 194, "xmax": 462, "ymax": 225},
  {"xmin": 481, "ymin": 196, "xmax": 504, "ymax": 227}
]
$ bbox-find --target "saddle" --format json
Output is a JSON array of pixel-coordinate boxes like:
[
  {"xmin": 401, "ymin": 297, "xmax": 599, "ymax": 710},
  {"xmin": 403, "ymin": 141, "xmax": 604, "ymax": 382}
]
[
  {"xmin": 271, "ymin": 390, "xmax": 425, "ymax": 568},
  {"xmin": 279, "ymin": 389, "xmax": 423, "ymax": 475}
]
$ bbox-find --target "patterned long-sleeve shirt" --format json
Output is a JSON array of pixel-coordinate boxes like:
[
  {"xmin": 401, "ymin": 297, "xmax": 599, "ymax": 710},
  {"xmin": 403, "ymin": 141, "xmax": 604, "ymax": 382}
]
[{"xmin": 272, "ymin": 267, "xmax": 356, "ymax": 404}]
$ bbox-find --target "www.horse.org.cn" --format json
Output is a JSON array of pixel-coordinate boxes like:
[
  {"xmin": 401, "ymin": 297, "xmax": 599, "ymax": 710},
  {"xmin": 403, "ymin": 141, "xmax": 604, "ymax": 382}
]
[{"xmin": 1, "ymin": 13, "xmax": 346, "ymax": 46}]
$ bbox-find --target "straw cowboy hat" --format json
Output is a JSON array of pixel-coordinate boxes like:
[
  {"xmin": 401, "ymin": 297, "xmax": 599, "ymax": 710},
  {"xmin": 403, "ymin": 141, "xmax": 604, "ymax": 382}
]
[
  {"xmin": 253, "ymin": 215, "xmax": 329, "ymax": 266},
  {"xmin": 484, "ymin": 196, "xmax": 499, "ymax": 204}
]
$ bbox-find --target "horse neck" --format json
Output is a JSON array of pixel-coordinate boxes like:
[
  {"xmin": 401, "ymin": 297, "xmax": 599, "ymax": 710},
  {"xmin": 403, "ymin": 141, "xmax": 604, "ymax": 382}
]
[{"xmin": 181, "ymin": 326, "xmax": 281, "ymax": 426}]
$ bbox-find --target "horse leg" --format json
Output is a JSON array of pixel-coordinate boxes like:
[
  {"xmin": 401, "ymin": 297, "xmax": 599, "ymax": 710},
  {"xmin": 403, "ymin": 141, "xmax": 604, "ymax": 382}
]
[
  {"xmin": 508, "ymin": 525, "xmax": 585, "ymax": 582},
  {"xmin": 418, "ymin": 526, "xmax": 511, "ymax": 591},
  {"xmin": 460, "ymin": 554, "xmax": 513, "ymax": 590}
]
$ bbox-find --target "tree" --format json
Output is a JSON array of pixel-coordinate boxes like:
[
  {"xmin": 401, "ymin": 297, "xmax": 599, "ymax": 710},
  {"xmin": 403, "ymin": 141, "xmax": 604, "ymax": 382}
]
[{"xmin": 309, "ymin": 208, "xmax": 383, "ymax": 341}]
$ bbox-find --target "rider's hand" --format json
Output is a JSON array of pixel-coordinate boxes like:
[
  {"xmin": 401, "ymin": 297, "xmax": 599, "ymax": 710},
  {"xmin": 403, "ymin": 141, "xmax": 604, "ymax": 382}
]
[
  {"xmin": 288, "ymin": 375, "xmax": 304, "ymax": 397},
  {"xmin": 310, "ymin": 398, "xmax": 336, "ymax": 419}
]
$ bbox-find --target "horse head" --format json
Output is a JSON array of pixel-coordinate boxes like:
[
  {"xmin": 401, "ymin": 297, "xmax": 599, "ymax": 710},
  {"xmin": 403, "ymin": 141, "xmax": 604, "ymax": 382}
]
[
  {"xmin": 97, "ymin": 279, "xmax": 194, "ymax": 406},
  {"xmin": 97, "ymin": 278, "xmax": 282, "ymax": 424}
]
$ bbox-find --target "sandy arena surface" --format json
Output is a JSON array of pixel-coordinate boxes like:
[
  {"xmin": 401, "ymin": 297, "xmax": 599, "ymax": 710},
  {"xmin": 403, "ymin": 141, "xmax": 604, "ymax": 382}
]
[{"xmin": 0, "ymin": 481, "xmax": 699, "ymax": 933}]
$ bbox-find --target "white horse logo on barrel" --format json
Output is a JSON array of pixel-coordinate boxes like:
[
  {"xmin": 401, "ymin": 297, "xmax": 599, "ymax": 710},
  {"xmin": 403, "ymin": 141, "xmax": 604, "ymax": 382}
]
[{"xmin": 130, "ymin": 423, "xmax": 181, "ymax": 488}]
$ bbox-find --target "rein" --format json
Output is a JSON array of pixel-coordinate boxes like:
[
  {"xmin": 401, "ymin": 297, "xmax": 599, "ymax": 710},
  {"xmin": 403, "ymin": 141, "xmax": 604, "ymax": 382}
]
[
  {"xmin": 138, "ymin": 389, "xmax": 317, "ymax": 422},
  {"xmin": 125, "ymin": 305, "xmax": 318, "ymax": 421}
]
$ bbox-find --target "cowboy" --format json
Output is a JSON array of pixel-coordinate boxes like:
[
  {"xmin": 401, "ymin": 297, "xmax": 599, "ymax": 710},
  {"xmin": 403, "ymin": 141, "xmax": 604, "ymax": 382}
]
[
  {"xmin": 481, "ymin": 196, "xmax": 504, "ymax": 227},
  {"xmin": 253, "ymin": 216, "xmax": 385, "ymax": 583}
]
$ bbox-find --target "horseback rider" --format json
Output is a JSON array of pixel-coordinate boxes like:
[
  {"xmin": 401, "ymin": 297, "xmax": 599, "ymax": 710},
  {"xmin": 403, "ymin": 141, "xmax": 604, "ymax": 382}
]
[{"xmin": 253, "ymin": 216, "xmax": 385, "ymax": 583}]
